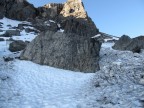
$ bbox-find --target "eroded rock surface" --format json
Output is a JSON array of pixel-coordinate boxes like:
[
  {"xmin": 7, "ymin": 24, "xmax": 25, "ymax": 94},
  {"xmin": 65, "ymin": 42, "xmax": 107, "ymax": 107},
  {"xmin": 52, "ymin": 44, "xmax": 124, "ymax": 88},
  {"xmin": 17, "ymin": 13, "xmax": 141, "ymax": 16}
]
[
  {"xmin": 20, "ymin": 31, "xmax": 101, "ymax": 72},
  {"xmin": 20, "ymin": 0, "xmax": 101, "ymax": 73},
  {"xmin": 9, "ymin": 40, "xmax": 27, "ymax": 52}
]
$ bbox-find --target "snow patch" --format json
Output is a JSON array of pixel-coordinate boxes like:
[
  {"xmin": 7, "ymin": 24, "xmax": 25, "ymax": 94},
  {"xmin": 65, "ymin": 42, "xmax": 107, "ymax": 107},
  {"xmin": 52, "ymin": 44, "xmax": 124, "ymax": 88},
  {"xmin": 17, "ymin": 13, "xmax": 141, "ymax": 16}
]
[
  {"xmin": 49, "ymin": 20, "xmax": 56, "ymax": 23},
  {"xmin": 58, "ymin": 29, "xmax": 64, "ymax": 33},
  {"xmin": 91, "ymin": 34, "xmax": 101, "ymax": 38}
]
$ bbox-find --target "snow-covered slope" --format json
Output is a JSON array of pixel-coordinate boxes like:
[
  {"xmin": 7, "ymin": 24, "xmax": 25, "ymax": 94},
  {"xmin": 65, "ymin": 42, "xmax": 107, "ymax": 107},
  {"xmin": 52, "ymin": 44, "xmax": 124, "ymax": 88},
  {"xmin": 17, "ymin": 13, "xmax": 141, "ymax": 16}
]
[
  {"xmin": 0, "ymin": 18, "xmax": 37, "ymax": 56},
  {"xmin": 0, "ymin": 17, "xmax": 37, "ymax": 42},
  {"xmin": 0, "ymin": 59, "xmax": 95, "ymax": 108},
  {"xmin": 0, "ymin": 18, "xmax": 144, "ymax": 108},
  {"xmin": 0, "ymin": 18, "xmax": 96, "ymax": 108}
]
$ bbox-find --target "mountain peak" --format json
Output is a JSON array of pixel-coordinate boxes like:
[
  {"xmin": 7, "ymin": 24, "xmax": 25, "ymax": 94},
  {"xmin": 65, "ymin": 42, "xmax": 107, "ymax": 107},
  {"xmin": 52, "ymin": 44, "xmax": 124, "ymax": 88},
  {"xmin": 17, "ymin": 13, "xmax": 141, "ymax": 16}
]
[{"xmin": 60, "ymin": 0, "xmax": 87, "ymax": 18}]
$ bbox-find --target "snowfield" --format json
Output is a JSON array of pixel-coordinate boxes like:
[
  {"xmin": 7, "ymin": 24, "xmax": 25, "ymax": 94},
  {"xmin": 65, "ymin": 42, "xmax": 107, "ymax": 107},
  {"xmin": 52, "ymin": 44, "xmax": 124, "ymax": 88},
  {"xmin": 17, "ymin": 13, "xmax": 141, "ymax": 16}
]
[
  {"xmin": 0, "ymin": 18, "xmax": 144, "ymax": 108},
  {"xmin": 0, "ymin": 17, "xmax": 37, "ymax": 41},
  {"xmin": 0, "ymin": 59, "xmax": 95, "ymax": 108}
]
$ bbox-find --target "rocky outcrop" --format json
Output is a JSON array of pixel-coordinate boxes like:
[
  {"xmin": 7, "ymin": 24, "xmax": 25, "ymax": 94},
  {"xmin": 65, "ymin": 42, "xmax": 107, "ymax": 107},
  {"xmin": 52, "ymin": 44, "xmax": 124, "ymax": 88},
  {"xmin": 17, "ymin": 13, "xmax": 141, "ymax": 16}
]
[
  {"xmin": 112, "ymin": 35, "xmax": 132, "ymax": 50},
  {"xmin": 9, "ymin": 40, "xmax": 27, "ymax": 52},
  {"xmin": 20, "ymin": 31, "xmax": 101, "ymax": 72},
  {"xmin": 32, "ymin": 0, "xmax": 98, "ymax": 35},
  {"xmin": 20, "ymin": 0, "xmax": 101, "ymax": 73},
  {"xmin": 0, "ymin": 0, "xmax": 37, "ymax": 20},
  {"xmin": 57, "ymin": 0, "xmax": 98, "ymax": 36},
  {"xmin": 113, "ymin": 35, "xmax": 144, "ymax": 53}
]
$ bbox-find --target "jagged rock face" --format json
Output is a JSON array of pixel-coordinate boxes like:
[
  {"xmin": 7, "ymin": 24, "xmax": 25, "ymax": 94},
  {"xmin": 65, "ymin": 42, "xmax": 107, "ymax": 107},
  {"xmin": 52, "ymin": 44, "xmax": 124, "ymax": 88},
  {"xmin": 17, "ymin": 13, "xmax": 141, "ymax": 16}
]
[
  {"xmin": 35, "ymin": 0, "xmax": 98, "ymax": 36},
  {"xmin": 112, "ymin": 35, "xmax": 132, "ymax": 50},
  {"xmin": 57, "ymin": 0, "xmax": 98, "ymax": 37},
  {"xmin": 1, "ymin": 0, "xmax": 36, "ymax": 20},
  {"xmin": 20, "ymin": 31, "xmax": 101, "ymax": 72},
  {"xmin": 34, "ymin": 1, "xmax": 98, "ymax": 36}
]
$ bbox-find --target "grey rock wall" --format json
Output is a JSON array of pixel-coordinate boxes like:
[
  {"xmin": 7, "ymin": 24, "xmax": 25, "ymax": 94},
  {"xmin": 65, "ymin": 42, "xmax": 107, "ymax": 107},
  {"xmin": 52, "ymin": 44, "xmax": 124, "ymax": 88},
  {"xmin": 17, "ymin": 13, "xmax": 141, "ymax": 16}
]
[{"xmin": 20, "ymin": 31, "xmax": 101, "ymax": 72}]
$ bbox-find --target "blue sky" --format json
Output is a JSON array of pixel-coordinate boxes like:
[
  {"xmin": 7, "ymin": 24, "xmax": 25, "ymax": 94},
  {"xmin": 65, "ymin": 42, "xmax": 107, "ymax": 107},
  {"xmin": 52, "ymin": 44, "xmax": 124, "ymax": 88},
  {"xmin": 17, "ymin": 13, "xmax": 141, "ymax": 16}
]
[{"xmin": 28, "ymin": 0, "xmax": 144, "ymax": 37}]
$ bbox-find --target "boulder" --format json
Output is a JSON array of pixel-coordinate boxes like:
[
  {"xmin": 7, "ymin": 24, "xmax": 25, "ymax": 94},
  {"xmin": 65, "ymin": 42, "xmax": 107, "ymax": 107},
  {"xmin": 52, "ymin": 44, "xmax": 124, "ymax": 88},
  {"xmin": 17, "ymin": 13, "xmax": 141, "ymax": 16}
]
[
  {"xmin": 20, "ymin": 31, "xmax": 101, "ymax": 72},
  {"xmin": 113, "ymin": 35, "xmax": 144, "ymax": 53},
  {"xmin": 9, "ymin": 40, "xmax": 27, "ymax": 52},
  {"xmin": 112, "ymin": 35, "xmax": 132, "ymax": 50},
  {"xmin": 125, "ymin": 36, "xmax": 144, "ymax": 53},
  {"xmin": 0, "ymin": 38, "xmax": 4, "ymax": 41},
  {"xmin": 3, "ymin": 56, "xmax": 14, "ymax": 62},
  {"xmin": 20, "ymin": 0, "xmax": 101, "ymax": 72},
  {"xmin": 4, "ymin": 30, "xmax": 21, "ymax": 37}
]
